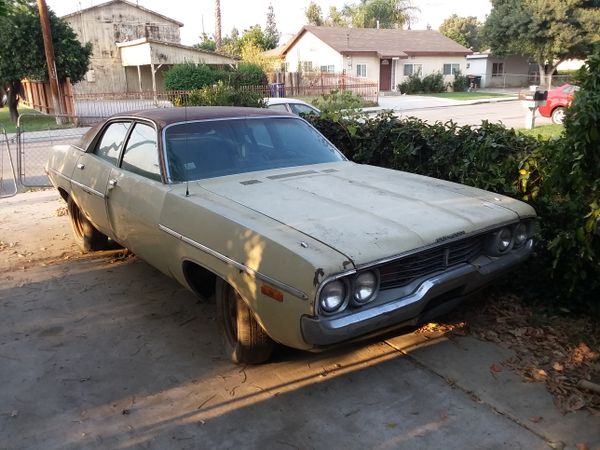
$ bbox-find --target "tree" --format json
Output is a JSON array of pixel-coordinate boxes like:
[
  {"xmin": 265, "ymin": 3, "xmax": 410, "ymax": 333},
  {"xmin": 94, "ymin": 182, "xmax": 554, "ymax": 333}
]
[
  {"xmin": 264, "ymin": 3, "xmax": 279, "ymax": 50},
  {"xmin": 214, "ymin": 0, "xmax": 222, "ymax": 50},
  {"xmin": 0, "ymin": 1, "xmax": 91, "ymax": 121},
  {"xmin": 305, "ymin": 2, "xmax": 323, "ymax": 26},
  {"xmin": 195, "ymin": 33, "xmax": 217, "ymax": 52},
  {"xmin": 439, "ymin": 14, "xmax": 482, "ymax": 51},
  {"xmin": 483, "ymin": 0, "xmax": 600, "ymax": 88},
  {"xmin": 221, "ymin": 27, "xmax": 241, "ymax": 56},
  {"xmin": 344, "ymin": 0, "xmax": 418, "ymax": 29},
  {"xmin": 326, "ymin": 6, "xmax": 348, "ymax": 26}
]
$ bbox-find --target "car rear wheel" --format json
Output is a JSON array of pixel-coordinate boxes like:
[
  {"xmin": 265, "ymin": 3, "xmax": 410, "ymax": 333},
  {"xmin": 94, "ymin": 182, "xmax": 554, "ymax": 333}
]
[
  {"xmin": 551, "ymin": 107, "xmax": 566, "ymax": 124},
  {"xmin": 67, "ymin": 196, "xmax": 108, "ymax": 252},
  {"xmin": 216, "ymin": 279, "xmax": 274, "ymax": 364}
]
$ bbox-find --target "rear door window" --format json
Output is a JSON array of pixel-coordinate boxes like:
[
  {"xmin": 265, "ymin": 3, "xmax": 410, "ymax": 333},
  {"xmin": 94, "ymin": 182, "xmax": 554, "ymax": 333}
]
[{"xmin": 94, "ymin": 122, "xmax": 132, "ymax": 165}]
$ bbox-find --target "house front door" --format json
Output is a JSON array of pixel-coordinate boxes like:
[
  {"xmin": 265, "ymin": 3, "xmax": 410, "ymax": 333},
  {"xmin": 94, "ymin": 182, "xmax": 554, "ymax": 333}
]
[{"xmin": 379, "ymin": 59, "xmax": 392, "ymax": 91}]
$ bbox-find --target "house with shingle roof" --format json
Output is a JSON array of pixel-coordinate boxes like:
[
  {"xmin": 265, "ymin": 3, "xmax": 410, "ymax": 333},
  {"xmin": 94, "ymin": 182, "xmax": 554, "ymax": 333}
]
[{"xmin": 275, "ymin": 26, "xmax": 472, "ymax": 91}]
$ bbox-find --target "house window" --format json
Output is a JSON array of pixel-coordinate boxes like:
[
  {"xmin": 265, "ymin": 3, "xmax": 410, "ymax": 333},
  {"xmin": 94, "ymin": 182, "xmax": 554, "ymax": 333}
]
[
  {"xmin": 301, "ymin": 61, "xmax": 313, "ymax": 72},
  {"xmin": 320, "ymin": 65, "xmax": 335, "ymax": 73},
  {"xmin": 492, "ymin": 62, "xmax": 504, "ymax": 77},
  {"xmin": 443, "ymin": 63, "xmax": 460, "ymax": 75},
  {"xmin": 356, "ymin": 63, "xmax": 367, "ymax": 77},
  {"xmin": 403, "ymin": 63, "xmax": 423, "ymax": 76}
]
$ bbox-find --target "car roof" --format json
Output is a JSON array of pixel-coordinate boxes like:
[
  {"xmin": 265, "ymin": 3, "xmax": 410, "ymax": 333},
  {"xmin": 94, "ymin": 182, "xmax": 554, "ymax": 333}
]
[
  {"xmin": 265, "ymin": 98, "xmax": 312, "ymax": 106},
  {"xmin": 111, "ymin": 106, "xmax": 294, "ymax": 128}
]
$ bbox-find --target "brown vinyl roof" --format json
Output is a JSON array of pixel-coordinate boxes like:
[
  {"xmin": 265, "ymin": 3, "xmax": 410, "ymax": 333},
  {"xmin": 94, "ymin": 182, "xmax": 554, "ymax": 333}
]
[{"xmin": 281, "ymin": 26, "xmax": 472, "ymax": 58}]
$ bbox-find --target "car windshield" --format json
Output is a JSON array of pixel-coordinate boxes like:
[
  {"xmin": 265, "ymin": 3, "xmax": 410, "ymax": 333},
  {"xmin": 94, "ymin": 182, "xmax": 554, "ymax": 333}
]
[{"xmin": 164, "ymin": 116, "xmax": 344, "ymax": 182}]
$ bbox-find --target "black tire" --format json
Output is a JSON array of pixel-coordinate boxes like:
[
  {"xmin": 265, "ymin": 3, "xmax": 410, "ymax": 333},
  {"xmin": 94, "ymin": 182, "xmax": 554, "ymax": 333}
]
[
  {"xmin": 67, "ymin": 196, "xmax": 108, "ymax": 252},
  {"xmin": 551, "ymin": 107, "xmax": 566, "ymax": 124},
  {"xmin": 216, "ymin": 279, "xmax": 274, "ymax": 364}
]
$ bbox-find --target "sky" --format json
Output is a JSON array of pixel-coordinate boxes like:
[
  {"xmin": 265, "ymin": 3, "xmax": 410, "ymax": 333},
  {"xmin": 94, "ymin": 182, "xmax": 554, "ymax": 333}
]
[{"xmin": 46, "ymin": 0, "xmax": 492, "ymax": 46}]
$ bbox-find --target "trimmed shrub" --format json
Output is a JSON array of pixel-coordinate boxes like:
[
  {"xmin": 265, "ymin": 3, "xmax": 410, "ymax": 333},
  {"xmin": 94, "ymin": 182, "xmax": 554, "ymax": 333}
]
[
  {"xmin": 452, "ymin": 69, "xmax": 468, "ymax": 92},
  {"xmin": 176, "ymin": 81, "xmax": 265, "ymax": 107},
  {"xmin": 311, "ymin": 90, "xmax": 364, "ymax": 120},
  {"xmin": 230, "ymin": 63, "xmax": 267, "ymax": 86},
  {"xmin": 164, "ymin": 63, "xmax": 225, "ymax": 90},
  {"xmin": 398, "ymin": 72, "xmax": 445, "ymax": 94}
]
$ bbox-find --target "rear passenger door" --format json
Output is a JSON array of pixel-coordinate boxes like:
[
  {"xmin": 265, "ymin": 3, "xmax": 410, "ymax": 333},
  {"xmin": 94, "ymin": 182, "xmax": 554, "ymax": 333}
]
[{"xmin": 70, "ymin": 121, "xmax": 132, "ymax": 236}]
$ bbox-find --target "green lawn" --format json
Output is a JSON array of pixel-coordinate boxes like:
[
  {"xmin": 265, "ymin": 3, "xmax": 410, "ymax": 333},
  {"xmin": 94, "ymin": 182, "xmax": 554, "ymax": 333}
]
[
  {"xmin": 0, "ymin": 107, "xmax": 75, "ymax": 133},
  {"xmin": 418, "ymin": 92, "xmax": 512, "ymax": 100},
  {"xmin": 518, "ymin": 124, "xmax": 564, "ymax": 140}
]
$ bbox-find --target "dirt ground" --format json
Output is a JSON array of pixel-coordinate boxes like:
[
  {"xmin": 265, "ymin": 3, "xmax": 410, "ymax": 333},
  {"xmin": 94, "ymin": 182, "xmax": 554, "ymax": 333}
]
[{"xmin": 1, "ymin": 190, "xmax": 597, "ymax": 450}]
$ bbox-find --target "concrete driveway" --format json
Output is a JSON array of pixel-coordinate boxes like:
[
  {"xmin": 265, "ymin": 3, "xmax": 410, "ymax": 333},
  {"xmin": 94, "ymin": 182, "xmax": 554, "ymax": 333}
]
[{"xmin": 1, "ymin": 191, "xmax": 597, "ymax": 450}]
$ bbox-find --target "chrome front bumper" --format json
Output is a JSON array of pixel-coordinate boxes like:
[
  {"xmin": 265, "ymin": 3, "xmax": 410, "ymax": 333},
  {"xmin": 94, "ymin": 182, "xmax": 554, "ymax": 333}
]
[{"xmin": 301, "ymin": 240, "xmax": 533, "ymax": 347}]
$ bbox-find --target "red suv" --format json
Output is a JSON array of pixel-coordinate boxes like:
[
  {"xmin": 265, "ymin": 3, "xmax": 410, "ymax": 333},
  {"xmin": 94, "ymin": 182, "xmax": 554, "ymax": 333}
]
[{"xmin": 538, "ymin": 84, "xmax": 579, "ymax": 124}]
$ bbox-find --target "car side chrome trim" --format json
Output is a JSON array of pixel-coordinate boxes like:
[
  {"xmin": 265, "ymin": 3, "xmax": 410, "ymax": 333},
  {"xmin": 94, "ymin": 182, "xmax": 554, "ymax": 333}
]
[
  {"xmin": 158, "ymin": 224, "xmax": 309, "ymax": 300},
  {"xmin": 48, "ymin": 167, "xmax": 71, "ymax": 182},
  {"xmin": 70, "ymin": 178, "xmax": 106, "ymax": 199}
]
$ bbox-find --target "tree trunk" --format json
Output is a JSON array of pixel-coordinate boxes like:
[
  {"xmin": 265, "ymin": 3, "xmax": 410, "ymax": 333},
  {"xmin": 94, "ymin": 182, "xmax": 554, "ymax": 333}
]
[
  {"xmin": 215, "ymin": 0, "xmax": 222, "ymax": 50},
  {"xmin": 6, "ymin": 80, "xmax": 21, "ymax": 123}
]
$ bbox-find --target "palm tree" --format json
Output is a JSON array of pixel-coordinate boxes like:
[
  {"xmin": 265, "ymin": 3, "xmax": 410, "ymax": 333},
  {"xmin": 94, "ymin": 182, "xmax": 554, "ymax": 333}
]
[{"xmin": 215, "ymin": 0, "xmax": 222, "ymax": 50}]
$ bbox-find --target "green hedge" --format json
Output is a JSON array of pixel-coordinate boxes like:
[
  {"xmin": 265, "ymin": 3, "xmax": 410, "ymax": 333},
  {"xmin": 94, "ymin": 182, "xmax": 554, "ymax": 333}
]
[
  {"xmin": 164, "ymin": 63, "xmax": 266, "ymax": 91},
  {"xmin": 306, "ymin": 50, "xmax": 600, "ymax": 314}
]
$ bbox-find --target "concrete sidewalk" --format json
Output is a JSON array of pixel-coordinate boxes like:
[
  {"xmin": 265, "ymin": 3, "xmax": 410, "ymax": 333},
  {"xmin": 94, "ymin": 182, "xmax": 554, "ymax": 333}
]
[{"xmin": 363, "ymin": 93, "xmax": 519, "ymax": 114}]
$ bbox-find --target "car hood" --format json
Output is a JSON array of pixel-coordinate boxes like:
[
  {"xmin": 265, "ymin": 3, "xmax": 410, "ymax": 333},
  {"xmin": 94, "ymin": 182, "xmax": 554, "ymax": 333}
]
[{"xmin": 199, "ymin": 162, "xmax": 534, "ymax": 266}]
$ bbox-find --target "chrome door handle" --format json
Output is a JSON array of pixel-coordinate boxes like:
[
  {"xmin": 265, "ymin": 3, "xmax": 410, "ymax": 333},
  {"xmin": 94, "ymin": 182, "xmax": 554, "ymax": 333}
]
[
  {"xmin": 108, "ymin": 179, "xmax": 118, "ymax": 190},
  {"xmin": 77, "ymin": 163, "xmax": 85, "ymax": 169}
]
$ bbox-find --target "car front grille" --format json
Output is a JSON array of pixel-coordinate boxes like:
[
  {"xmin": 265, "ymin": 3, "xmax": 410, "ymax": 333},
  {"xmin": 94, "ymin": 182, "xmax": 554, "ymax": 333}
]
[{"xmin": 378, "ymin": 236, "xmax": 484, "ymax": 290}]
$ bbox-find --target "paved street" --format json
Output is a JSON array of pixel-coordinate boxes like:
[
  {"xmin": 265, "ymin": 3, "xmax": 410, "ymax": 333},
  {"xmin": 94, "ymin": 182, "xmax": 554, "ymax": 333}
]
[{"xmin": 1, "ymin": 191, "xmax": 598, "ymax": 449}]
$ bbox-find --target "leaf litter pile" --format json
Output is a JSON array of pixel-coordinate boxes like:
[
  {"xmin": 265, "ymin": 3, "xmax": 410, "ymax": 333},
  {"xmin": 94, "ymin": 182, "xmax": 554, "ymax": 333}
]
[{"xmin": 420, "ymin": 292, "xmax": 600, "ymax": 414}]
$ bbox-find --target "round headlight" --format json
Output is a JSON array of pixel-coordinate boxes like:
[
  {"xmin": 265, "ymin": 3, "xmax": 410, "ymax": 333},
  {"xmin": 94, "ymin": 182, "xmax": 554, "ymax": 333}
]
[
  {"xmin": 319, "ymin": 280, "xmax": 347, "ymax": 313},
  {"xmin": 352, "ymin": 271, "xmax": 379, "ymax": 305},
  {"xmin": 498, "ymin": 227, "xmax": 513, "ymax": 252},
  {"xmin": 514, "ymin": 223, "xmax": 528, "ymax": 247}
]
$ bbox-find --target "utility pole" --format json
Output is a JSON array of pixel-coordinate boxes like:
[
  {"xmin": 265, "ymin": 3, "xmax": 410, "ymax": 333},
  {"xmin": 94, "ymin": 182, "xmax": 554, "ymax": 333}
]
[{"xmin": 37, "ymin": 0, "xmax": 64, "ymax": 120}]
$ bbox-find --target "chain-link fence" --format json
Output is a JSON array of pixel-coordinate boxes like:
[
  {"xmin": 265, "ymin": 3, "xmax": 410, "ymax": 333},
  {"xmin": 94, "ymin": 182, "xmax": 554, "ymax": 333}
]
[
  {"xmin": 1, "ymin": 125, "xmax": 18, "ymax": 198},
  {"xmin": 16, "ymin": 114, "xmax": 103, "ymax": 188}
]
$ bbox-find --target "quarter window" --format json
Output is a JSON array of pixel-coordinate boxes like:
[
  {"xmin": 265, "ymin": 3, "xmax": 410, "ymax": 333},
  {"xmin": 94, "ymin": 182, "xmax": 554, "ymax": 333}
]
[
  {"xmin": 356, "ymin": 64, "xmax": 367, "ymax": 77},
  {"xmin": 443, "ymin": 63, "xmax": 460, "ymax": 75},
  {"xmin": 121, "ymin": 123, "xmax": 161, "ymax": 181},
  {"xmin": 94, "ymin": 122, "xmax": 131, "ymax": 165}
]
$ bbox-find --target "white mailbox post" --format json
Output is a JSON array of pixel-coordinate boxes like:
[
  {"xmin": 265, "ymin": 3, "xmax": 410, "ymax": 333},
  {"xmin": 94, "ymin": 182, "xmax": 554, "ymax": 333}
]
[{"xmin": 519, "ymin": 85, "xmax": 548, "ymax": 129}]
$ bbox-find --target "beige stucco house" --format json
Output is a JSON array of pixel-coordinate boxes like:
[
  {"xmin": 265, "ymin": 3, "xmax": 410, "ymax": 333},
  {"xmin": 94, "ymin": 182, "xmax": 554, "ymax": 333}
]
[
  {"xmin": 275, "ymin": 26, "xmax": 472, "ymax": 91},
  {"xmin": 62, "ymin": 0, "xmax": 236, "ymax": 94}
]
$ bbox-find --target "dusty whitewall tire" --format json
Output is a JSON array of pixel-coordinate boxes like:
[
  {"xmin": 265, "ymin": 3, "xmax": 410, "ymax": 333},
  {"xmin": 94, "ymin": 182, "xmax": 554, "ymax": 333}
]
[
  {"xmin": 67, "ymin": 196, "xmax": 108, "ymax": 252},
  {"xmin": 216, "ymin": 279, "xmax": 274, "ymax": 364}
]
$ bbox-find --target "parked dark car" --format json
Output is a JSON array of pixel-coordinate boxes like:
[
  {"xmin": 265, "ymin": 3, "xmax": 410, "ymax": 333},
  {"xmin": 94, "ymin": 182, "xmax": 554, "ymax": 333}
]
[{"xmin": 537, "ymin": 84, "xmax": 579, "ymax": 124}]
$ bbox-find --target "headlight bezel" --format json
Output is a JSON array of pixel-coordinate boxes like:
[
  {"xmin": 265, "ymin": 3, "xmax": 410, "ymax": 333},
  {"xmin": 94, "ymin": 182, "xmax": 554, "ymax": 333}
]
[
  {"xmin": 351, "ymin": 270, "xmax": 380, "ymax": 306},
  {"xmin": 485, "ymin": 220, "xmax": 534, "ymax": 256},
  {"xmin": 318, "ymin": 278, "xmax": 350, "ymax": 315}
]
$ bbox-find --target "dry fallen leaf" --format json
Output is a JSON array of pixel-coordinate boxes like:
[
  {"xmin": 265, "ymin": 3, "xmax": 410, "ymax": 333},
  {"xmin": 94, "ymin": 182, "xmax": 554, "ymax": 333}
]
[
  {"xmin": 528, "ymin": 416, "xmax": 543, "ymax": 423},
  {"xmin": 575, "ymin": 443, "xmax": 589, "ymax": 450},
  {"xmin": 490, "ymin": 363, "xmax": 503, "ymax": 374}
]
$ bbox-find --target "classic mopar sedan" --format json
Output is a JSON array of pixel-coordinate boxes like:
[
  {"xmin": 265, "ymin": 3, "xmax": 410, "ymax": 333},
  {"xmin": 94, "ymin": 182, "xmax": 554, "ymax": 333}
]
[{"xmin": 46, "ymin": 107, "xmax": 536, "ymax": 364}]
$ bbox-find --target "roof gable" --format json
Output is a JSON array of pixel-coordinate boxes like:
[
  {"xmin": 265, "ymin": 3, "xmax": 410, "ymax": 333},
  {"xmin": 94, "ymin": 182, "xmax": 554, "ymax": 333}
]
[
  {"xmin": 62, "ymin": 0, "xmax": 183, "ymax": 27},
  {"xmin": 282, "ymin": 26, "xmax": 472, "ymax": 58}
]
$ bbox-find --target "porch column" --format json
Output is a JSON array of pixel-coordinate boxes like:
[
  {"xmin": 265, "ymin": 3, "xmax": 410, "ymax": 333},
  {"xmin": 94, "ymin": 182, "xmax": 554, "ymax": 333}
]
[
  {"xmin": 150, "ymin": 63, "xmax": 163, "ymax": 105},
  {"xmin": 136, "ymin": 65, "xmax": 142, "ymax": 92}
]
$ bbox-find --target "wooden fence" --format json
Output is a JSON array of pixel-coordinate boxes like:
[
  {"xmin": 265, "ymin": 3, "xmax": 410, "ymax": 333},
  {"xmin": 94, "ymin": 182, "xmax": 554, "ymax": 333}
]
[{"xmin": 20, "ymin": 79, "xmax": 76, "ymax": 116}]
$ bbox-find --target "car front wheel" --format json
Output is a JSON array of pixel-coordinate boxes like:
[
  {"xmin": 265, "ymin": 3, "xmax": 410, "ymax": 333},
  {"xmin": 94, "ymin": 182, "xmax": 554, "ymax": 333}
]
[
  {"xmin": 67, "ymin": 196, "xmax": 108, "ymax": 252},
  {"xmin": 216, "ymin": 279, "xmax": 274, "ymax": 364},
  {"xmin": 551, "ymin": 107, "xmax": 566, "ymax": 124}
]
